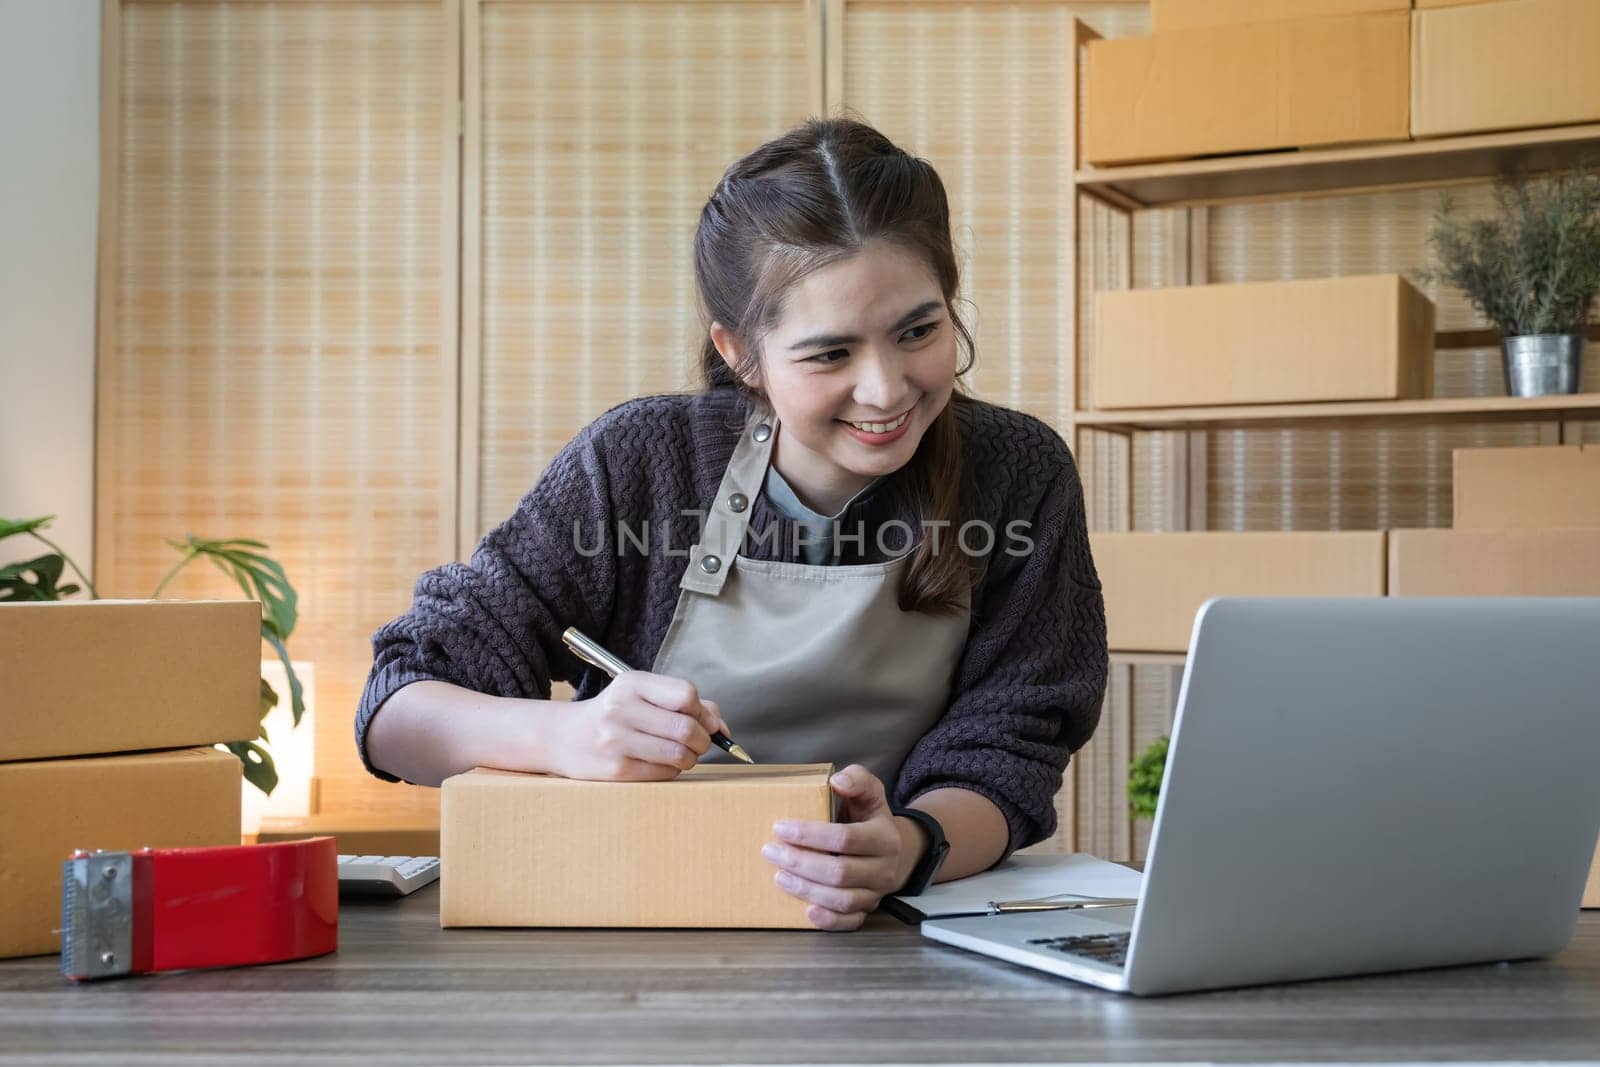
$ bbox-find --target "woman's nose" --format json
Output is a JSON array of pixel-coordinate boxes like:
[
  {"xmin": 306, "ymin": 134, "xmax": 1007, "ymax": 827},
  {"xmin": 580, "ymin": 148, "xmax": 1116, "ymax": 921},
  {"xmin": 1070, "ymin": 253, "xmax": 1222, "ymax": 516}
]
[{"xmin": 852, "ymin": 350, "xmax": 909, "ymax": 412}]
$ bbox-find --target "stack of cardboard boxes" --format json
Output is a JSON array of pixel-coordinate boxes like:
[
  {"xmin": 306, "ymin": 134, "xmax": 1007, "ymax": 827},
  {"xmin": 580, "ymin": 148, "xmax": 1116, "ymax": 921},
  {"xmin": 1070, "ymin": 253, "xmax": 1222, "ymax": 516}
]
[
  {"xmin": 0, "ymin": 600, "xmax": 259, "ymax": 958},
  {"xmin": 1084, "ymin": 0, "xmax": 1600, "ymax": 167}
]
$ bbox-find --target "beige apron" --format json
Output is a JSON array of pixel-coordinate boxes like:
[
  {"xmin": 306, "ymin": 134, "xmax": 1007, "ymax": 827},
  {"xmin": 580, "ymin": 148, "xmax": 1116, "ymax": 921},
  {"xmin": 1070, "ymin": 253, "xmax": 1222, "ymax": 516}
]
[{"xmin": 650, "ymin": 403, "xmax": 972, "ymax": 789}]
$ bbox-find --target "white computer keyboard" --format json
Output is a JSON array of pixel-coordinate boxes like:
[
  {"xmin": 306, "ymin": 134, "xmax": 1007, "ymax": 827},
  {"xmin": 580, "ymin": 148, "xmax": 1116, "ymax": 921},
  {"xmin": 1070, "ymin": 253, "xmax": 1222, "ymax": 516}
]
[{"xmin": 336, "ymin": 854, "xmax": 441, "ymax": 897}]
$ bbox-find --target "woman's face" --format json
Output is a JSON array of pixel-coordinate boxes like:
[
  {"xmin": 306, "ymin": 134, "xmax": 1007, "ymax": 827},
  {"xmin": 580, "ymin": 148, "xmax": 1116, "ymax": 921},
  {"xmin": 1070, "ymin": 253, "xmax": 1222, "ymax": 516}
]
[{"xmin": 712, "ymin": 242, "xmax": 959, "ymax": 514}]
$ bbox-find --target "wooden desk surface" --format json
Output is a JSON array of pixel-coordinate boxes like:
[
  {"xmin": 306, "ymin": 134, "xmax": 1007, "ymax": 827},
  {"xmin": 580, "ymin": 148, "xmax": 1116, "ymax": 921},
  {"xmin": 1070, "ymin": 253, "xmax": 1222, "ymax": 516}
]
[{"xmin": 3, "ymin": 885, "xmax": 1599, "ymax": 1064}]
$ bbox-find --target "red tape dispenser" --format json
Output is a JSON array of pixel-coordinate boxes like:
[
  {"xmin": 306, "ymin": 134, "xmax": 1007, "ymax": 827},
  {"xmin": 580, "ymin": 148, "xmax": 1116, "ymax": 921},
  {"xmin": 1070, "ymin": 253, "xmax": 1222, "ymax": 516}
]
[{"xmin": 60, "ymin": 837, "xmax": 338, "ymax": 981}]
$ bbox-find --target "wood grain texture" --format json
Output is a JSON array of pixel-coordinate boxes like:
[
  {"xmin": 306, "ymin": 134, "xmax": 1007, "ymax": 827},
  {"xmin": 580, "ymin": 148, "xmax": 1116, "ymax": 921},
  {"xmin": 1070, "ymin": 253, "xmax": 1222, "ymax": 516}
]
[{"xmin": 3, "ymin": 882, "xmax": 1599, "ymax": 1063}]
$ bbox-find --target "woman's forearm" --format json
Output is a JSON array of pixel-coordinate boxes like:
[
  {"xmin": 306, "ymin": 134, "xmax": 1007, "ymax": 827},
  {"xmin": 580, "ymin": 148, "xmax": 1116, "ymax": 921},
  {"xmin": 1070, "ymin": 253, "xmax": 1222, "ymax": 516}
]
[
  {"xmin": 364, "ymin": 680, "xmax": 568, "ymax": 787},
  {"xmin": 892, "ymin": 786, "xmax": 1009, "ymax": 887}
]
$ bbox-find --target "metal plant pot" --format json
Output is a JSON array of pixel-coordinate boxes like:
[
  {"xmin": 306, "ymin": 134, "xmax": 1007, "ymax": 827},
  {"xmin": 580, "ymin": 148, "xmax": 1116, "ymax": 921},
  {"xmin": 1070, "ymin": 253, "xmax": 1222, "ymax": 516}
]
[{"xmin": 1501, "ymin": 333, "xmax": 1583, "ymax": 397}]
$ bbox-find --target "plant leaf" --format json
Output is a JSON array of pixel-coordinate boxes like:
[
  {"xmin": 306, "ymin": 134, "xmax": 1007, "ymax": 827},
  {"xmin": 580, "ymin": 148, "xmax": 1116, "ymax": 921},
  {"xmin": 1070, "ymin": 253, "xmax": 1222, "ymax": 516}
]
[
  {"xmin": 260, "ymin": 675, "xmax": 280, "ymax": 722},
  {"xmin": 190, "ymin": 536, "xmax": 298, "ymax": 640},
  {"xmin": 220, "ymin": 740, "xmax": 279, "ymax": 796},
  {"xmin": 0, "ymin": 515, "xmax": 55, "ymax": 543},
  {"xmin": 262, "ymin": 626, "xmax": 305, "ymax": 727},
  {"xmin": 0, "ymin": 553, "xmax": 70, "ymax": 602}
]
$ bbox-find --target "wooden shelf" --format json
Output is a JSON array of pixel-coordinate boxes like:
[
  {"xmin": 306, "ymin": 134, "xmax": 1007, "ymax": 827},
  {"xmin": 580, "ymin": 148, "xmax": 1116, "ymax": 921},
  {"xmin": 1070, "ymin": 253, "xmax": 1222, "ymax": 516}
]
[
  {"xmin": 1074, "ymin": 123, "xmax": 1600, "ymax": 210},
  {"xmin": 1077, "ymin": 392, "xmax": 1600, "ymax": 434}
]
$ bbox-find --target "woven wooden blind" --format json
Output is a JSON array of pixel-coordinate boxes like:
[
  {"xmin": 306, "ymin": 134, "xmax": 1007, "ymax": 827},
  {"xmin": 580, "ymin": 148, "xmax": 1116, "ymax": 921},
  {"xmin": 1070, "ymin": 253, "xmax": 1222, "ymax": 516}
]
[
  {"xmin": 98, "ymin": 0, "xmax": 457, "ymax": 815},
  {"xmin": 465, "ymin": 0, "xmax": 818, "ymax": 549}
]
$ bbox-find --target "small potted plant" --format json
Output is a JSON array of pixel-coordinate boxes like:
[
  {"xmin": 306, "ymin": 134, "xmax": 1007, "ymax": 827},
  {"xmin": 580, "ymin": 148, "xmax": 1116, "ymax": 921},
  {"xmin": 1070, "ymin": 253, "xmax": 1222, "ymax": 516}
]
[
  {"xmin": 1421, "ymin": 167, "xmax": 1600, "ymax": 397},
  {"xmin": 1, "ymin": 515, "xmax": 304, "ymax": 795},
  {"xmin": 1128, "ymin": 735, "xmax": 1169, "ymax": 822}
]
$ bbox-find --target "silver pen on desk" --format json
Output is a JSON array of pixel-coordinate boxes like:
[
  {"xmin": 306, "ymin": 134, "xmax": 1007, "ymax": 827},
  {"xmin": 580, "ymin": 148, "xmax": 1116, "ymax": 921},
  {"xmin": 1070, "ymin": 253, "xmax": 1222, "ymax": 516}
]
[
  {"xmin": 986, "ymin": 895, "xmax": 1139, "ymax": 914},
  {"xmin": 560, "ymin": 626, "xmax": 755, "ymax": 765}
]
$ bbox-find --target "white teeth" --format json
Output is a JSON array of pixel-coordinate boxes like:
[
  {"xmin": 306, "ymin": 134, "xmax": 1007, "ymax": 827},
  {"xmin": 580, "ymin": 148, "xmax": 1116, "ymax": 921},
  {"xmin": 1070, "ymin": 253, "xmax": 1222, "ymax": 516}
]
[{"xmin": 847, "ymin": 410, "xmax": 910, "ymax": 434}]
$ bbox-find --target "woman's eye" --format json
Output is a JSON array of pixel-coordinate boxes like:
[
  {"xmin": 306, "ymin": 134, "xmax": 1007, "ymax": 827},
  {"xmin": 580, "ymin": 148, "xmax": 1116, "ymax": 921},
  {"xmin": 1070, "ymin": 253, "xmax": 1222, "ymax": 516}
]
[{"xmin": 807, "ymin": 323, "xmax": 937, "ymax": 365}]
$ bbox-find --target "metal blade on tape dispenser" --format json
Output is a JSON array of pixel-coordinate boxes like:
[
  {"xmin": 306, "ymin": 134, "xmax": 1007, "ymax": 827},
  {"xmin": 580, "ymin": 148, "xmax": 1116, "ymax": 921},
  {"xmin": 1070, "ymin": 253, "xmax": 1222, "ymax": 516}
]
[{"xmin": 60, "ymin": 850, "xmax": 133, "ymax": 981}]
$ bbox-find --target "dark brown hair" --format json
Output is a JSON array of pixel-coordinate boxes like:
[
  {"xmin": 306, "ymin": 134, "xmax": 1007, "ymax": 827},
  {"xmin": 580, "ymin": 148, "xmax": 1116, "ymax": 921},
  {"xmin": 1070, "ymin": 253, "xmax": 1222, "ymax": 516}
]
[{"xmin": 693, "ymin": 114, "xmax": 979, "ymax": 616}]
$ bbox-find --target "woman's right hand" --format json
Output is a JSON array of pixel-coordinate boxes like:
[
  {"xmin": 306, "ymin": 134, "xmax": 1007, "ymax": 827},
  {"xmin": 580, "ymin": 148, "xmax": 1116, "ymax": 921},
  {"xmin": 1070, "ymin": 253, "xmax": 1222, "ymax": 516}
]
[{"xmin": 554, "ymin": 671, "xmax": 729, "ymax": 782}]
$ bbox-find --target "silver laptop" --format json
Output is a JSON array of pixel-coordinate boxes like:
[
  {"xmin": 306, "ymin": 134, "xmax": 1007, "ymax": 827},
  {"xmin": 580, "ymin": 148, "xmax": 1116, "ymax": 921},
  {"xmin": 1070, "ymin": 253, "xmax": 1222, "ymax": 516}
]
[{"xmin": 922, "ymin": 596, "xmax": 1600, "ymax": 996}]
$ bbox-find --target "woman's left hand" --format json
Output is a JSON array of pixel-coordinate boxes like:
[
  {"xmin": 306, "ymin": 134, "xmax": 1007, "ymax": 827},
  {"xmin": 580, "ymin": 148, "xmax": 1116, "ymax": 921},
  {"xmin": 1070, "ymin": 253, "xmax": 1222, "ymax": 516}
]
[{"xmin": 761, "ymin": 764, "xmax": 910, "ymax": 931}]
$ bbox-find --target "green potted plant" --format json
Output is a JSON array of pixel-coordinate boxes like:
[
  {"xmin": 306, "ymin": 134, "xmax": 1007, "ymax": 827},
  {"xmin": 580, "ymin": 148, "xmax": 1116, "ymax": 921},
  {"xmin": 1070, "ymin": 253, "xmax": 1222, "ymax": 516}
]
[
  {"xmin": 1421, "ymin": 166, "xmax": 1600, "ymax": 397},
  {"xmin": 0, "ymin": 515, "xmax": 303, "ymax": 795},
  {"xmin": 1128, "ymin": 734, "xmax": 1169, "ymax": 822}
]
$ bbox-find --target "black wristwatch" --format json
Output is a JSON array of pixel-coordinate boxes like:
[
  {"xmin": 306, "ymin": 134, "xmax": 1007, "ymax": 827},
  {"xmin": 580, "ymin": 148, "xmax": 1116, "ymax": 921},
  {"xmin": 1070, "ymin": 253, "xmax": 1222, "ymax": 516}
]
[{"xmin": 892, "ymin": 806, "xmax": 950, "ymax": 895}]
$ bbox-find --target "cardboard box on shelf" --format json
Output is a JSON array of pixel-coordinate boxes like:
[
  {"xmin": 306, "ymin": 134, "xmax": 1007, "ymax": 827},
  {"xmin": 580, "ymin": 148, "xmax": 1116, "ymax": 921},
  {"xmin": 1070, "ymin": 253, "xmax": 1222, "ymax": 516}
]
[
  {"xmin": 1150, "ymin": 0, "xmax": 1406, "ymax": 34},
  {"xmin": 1084, "ymin": 12, "xmax": 1409, "ymax": 166},
  {"xmin": 1091, "ymin": 531, "xmax": 1388, "ymax": 652},
  {"xmin": 1093, "ymin": 274, "xmax": 1435, "ymax": 409},
  {"xmin": 441, "ymin": 763, "xmax": 839, "ymax": 929},
  {"xmin": 0, "ymin": 747, "xmax": 242, "ymax": 959},
  {"xmin": 1412, "ymin": 0, "xmax": 1600, "ymax": 138},
  {"xmin": 258, "ymin": 812, "xmax": 441, "ymax": 857},
  {"xmin": 0, "ymin": 599, "xmax": 260, "ymax": 763},
  {"xmin": 1453, "ymin": 444, "xmax": 1600, "ymax": 529},
  {"xmin": 1387, "ymin": 528, "xmax": 1600, "ymax": 596}
]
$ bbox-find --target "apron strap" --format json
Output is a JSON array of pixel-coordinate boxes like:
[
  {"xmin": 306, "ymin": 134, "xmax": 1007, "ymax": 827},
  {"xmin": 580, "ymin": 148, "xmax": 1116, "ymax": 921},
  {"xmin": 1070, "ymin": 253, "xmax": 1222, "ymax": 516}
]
[{"xmin": 679, "ymin": 404, "xmax": 777, "ymax": 596}]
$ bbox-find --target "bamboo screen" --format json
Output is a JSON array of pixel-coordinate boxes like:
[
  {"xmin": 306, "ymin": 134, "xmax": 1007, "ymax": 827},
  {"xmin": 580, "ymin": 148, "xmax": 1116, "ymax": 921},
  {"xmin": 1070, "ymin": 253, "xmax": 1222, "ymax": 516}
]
[
  {"xmin": 97, "ymin": 0, "xmax": 456, "ymax": 815},
  {"xmin": 466, "ymin": 0, "xmax": 818, "ymax": 546}
]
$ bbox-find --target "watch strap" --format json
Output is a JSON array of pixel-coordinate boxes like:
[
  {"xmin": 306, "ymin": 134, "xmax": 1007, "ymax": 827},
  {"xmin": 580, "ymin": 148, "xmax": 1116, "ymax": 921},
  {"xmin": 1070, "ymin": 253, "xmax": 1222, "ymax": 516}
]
[{"xmin": 891, "ymin": 805, "xmax": 950, "ymax": 896}]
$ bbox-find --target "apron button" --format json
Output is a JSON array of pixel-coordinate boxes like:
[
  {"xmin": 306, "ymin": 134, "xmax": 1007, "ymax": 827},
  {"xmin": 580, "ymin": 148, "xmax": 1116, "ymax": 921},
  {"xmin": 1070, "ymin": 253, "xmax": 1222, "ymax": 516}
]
[
  {"xmin": 728, "ymin": 492, "xmax": 748, "ymax": 513},
  {"xmin": 752, "ymin": 423, "xmax": 771, "ymax": 442},
  {"xmin": 700, "ymin": 554, "xmax": 722, "ymax": 574}
]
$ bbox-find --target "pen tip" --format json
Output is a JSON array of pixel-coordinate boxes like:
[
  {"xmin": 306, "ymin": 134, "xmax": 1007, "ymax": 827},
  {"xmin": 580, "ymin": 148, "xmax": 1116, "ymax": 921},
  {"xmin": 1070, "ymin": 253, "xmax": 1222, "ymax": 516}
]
[{"xmin": 728, "ymin": 744, "xmax": 755, "ymax": 764}]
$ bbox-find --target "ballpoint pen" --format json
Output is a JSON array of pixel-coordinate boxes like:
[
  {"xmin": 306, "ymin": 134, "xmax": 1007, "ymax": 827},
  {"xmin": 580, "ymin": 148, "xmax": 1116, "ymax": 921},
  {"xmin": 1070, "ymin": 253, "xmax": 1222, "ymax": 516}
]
[{"xmin": 561, "ymin": 626, "xmax": 755, "ymax": 764}]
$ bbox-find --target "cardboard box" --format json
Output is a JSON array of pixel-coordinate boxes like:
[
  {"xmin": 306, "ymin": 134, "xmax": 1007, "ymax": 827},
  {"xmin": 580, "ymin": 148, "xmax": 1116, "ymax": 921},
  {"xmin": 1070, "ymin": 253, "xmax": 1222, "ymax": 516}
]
[
  {"xmin": 1091, "ymin": 531, "xmax": 1387, "ymax": 652},
  {"xmin": 0, "ymin": 747, "xmax": 241, "ymax": 958},
  {"xmin": 1415, "ymin": 0, "xmax": 1494, "ymax": 7},
  {"xmin": 1093, "ymin": 275, "xmax": 1435, "ymax": 409},
  {"xmin": 1413, "ymin": 0, "xmax": 1600, "ymax": 138},
  {"xmin": 258, "ymin": 812, "xmax": 441, "ymax": 857},
  {"xmin": 1453, "ymin": 445, "xmax": 1600, "ymax": 529},
  {"xmin": 1387, "ymin": 528, "xmax": 1600, "ymax": 596},
  {"xmin": 441, "ymin": 763, "xmax": 838, "ymax": 929},
  {"xmin": 1586, "ymin": 841, "xmax": 1600, "ymax": 909},
  {"xmin": 0, "ymin": 599, "xmax": 261, "ymax": 763},
  {"xmin": 1084, "ymin": 12, "xmax": 1410, "ymax": 166},
  {"xmin": 1151, "ymin": 0, "xmax": 1406, "ymax": 34}
]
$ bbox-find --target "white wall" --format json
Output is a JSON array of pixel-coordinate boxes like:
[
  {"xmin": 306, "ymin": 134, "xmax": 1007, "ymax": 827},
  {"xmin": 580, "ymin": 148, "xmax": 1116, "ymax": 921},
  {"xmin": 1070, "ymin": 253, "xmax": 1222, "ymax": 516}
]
[{"xmin": 0, "ymin": 0, "xmax": 100, "ymax": 585}]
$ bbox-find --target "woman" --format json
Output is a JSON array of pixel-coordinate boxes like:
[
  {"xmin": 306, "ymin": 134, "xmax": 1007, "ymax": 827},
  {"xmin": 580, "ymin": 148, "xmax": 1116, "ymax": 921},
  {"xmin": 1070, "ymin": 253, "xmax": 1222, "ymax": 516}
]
[{"xmin": 358, "ymin": 116, "xmax": 1108, "ymax": 931}]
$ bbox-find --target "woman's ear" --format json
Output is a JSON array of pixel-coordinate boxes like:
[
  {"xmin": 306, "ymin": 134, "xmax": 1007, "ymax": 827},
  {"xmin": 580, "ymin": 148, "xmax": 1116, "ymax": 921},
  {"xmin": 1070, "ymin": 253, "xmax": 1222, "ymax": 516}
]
[{"xmin": 710, "ymin": 321, "xmax": 762, "ymax": 390}]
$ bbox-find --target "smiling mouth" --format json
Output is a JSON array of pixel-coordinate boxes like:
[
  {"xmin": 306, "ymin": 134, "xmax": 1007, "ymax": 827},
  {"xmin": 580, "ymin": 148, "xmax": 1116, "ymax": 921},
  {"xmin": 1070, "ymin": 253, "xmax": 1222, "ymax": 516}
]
[{"xmin": 841, "ymin": 408, "xmax": 913, "ymax": 434}]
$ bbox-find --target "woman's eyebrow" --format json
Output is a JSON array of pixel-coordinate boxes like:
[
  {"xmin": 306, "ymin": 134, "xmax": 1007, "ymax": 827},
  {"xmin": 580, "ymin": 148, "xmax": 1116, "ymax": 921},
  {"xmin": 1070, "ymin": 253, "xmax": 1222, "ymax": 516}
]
[{"xmin": 787, "ymin": 299, "xmax": 943, "ymax": 351}]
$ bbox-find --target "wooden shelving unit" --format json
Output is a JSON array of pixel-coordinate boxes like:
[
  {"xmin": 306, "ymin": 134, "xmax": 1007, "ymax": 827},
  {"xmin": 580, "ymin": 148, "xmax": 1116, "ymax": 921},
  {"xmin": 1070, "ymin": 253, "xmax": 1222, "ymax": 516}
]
[
  {"xmin": 1065, "ymin": 23, "xmax": 1600, "ymax": 610},
  {"xmin": 1067, "ymin": 15, "xmax": 1600, "ymax": 535}
]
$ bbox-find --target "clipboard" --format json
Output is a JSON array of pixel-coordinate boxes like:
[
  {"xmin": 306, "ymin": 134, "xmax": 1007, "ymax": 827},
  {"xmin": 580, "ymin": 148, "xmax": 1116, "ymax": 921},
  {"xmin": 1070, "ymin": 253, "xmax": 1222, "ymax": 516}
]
[{"xmin": 881, "ymin": 852, "xmax": 1143, "ymax": 924}]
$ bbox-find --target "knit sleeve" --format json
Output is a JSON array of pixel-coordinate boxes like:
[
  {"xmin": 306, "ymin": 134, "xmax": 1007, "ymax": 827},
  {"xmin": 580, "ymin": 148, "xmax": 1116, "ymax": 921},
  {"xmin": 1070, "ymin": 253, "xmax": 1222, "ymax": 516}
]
[
  {"xmin": 354, "ymin": 423, "xmax": 619, "ymax": 783},
  {"xmin": 890, "ymin": 444, "xmax": 1109, "ymax": 864}
]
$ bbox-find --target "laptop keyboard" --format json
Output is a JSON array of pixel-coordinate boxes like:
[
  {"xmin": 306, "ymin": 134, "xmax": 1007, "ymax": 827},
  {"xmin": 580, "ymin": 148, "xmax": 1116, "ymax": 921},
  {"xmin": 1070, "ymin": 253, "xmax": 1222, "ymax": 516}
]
[{"xmin": 1027, "ymin": 931, "xmax": 1130, "ymax": 967}]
